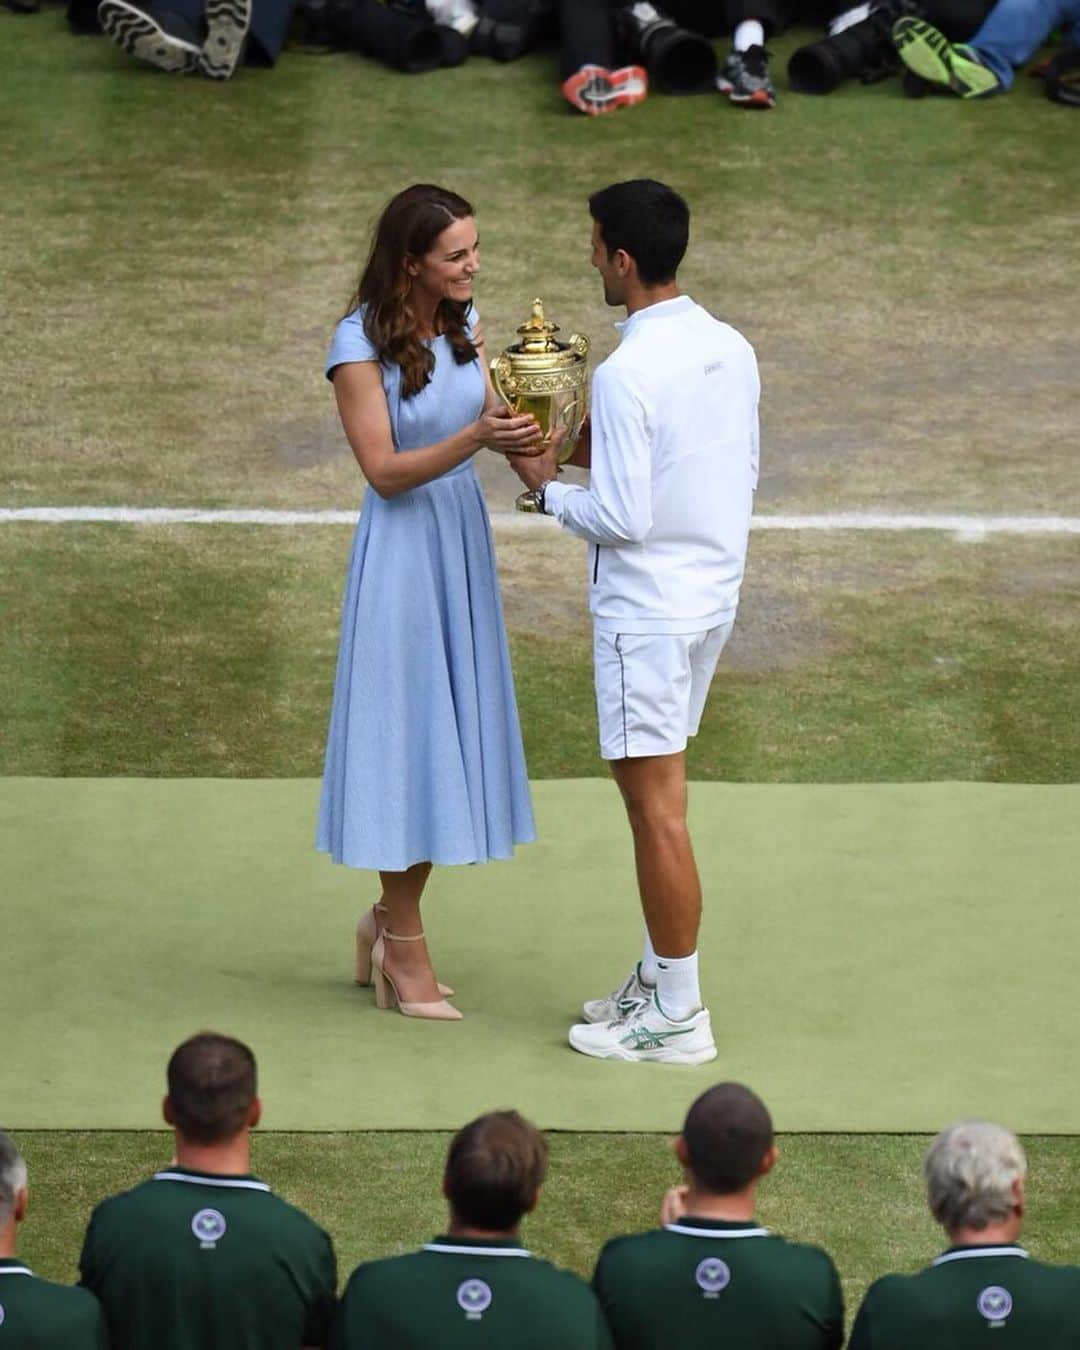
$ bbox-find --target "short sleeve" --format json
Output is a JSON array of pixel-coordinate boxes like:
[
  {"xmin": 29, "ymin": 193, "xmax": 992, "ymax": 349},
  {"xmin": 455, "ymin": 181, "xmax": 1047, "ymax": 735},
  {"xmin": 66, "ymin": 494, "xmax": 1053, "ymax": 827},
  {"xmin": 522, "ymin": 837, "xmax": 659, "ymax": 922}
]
[{"xmin": 326, "ymin": 310, "xmax": 379, "ymax": 381}]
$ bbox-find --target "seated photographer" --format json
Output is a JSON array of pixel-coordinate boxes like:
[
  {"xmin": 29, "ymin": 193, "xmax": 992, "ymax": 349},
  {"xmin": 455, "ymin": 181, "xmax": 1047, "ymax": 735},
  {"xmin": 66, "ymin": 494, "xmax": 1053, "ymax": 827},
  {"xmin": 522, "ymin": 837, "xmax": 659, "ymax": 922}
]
[
  {"xmin": 95, "ymin": 0, "xmax": 288, "ymax": 77},
  {"xmin": 593, "ymin": 1082, "xmax": 843, "ymax": 1350},
  {"xmin": 892, "ymin": 0, "xmax": 1080, "ymax": 99},
  {"xmin": 559, "ymin": 3, "xmax": 718, "ymax": 112},
  {"xmin": 330, "ymin": 1110, "xmax": 612, "ymax": 1348},
  {"xmin": 849, "ymin": 1119, "xmax": 1080, "ymax": 1347},
  {"xmin": 787, "ymin": 0, "xmax": 992, "ymax": 93}
]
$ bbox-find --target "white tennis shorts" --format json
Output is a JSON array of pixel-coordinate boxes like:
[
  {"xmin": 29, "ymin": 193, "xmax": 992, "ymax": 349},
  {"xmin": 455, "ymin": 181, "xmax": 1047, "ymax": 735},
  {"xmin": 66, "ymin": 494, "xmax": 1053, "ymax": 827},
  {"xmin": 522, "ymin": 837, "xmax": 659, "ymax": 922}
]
[{"xmin": 593, "ymin": 620, "xmax": 735, "ymax": 761}]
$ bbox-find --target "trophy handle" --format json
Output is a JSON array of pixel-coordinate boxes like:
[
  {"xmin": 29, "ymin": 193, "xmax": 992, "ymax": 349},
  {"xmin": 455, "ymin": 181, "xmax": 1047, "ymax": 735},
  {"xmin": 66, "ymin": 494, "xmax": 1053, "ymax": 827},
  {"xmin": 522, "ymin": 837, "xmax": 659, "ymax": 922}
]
[
  {"xmin": 491, "ymin": 354, "xmax": 519, "ymax": 410},
  {"xmin": 569, "ymin": 333, "xmax": 590, "ymax": 359}
]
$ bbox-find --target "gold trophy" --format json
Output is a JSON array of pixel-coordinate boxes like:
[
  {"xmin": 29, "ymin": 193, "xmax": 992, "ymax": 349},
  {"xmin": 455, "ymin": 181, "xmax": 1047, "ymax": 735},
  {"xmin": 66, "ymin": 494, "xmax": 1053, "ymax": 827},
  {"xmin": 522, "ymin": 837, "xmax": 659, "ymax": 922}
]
[{"xmin": 490, "ymin": 299, "xmax": 590, "ymax": 513}]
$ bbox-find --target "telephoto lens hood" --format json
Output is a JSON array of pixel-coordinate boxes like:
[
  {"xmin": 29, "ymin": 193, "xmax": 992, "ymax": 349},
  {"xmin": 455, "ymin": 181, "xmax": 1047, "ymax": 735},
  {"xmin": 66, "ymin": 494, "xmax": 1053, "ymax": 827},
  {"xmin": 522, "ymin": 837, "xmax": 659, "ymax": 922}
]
[
  {"xmin": 616, "ymin": 1, "xmax": 716, "ymax": 93},
  {"xmin": 788, "ymin": 0, "xmax": 914, "ymax": 93}
]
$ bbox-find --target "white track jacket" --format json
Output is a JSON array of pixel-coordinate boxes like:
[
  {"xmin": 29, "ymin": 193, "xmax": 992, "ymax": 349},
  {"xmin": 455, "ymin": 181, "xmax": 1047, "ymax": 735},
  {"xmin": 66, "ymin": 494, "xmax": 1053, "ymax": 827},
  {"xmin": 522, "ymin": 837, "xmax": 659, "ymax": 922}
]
[{"xmin": 542, "ymin": 295, "xmax": 760, "ymax": 635}]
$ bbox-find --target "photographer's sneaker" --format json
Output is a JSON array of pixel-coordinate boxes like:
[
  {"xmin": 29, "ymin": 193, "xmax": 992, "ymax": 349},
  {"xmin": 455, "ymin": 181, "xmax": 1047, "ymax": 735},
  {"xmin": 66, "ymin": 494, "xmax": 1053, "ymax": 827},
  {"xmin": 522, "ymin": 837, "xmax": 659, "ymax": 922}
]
[
  {"xmin": 562, "ymin": 64, "xmax": 618, "ymax": 115},
  {"xmin": 569, "ymin": 994, "xmax": 718, "ymax": 1065},
  {"xmin": 97, "ymin": 0, "xmax": 200, "ymax": 72},
  {"xmin": 716, "ymin": 45, "xmax": 775, "ymax": 107},
  {"xmin": 581, "ymin": 963, "xmax": 654, "ymax": 1024},
  {"xmin": 891, "ymin": 17, "xmax": 1000, "ymax": 98},
  {"xmin": 197, "ymin": 0, "xmax": 252, "ymax": 80}
]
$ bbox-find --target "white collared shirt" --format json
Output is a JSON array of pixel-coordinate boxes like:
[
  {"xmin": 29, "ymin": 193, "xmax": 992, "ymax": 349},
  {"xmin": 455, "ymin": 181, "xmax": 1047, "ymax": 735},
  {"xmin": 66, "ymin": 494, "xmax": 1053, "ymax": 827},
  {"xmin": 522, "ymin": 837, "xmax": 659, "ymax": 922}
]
[{"xmin": 543, "ymin": 295, "xmax": 760, "ymax": 634}]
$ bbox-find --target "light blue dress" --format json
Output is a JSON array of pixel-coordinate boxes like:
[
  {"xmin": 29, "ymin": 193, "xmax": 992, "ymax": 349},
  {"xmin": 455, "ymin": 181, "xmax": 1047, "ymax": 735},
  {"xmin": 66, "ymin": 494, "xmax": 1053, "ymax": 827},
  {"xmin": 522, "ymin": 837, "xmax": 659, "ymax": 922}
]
[{"xmin": 316, "ymin": 306, "xmax": 536, "ymax": 871}]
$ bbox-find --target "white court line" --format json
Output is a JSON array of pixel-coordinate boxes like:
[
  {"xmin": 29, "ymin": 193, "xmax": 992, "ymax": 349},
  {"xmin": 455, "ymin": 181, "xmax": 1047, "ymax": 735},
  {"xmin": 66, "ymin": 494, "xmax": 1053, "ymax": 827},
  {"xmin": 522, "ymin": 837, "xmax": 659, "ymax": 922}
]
[{"xmin": 1, "ymin": 507, "xmax": 1079, "ymax": 540}]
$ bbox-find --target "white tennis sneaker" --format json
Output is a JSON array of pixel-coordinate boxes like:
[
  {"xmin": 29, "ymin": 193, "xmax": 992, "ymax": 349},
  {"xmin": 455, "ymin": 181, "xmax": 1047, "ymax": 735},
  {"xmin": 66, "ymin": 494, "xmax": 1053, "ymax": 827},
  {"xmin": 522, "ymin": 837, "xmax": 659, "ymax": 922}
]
[
  {"xmin": 569, "ymin": 994, "xmax": 718, "ymax": 1065},
  {"xmin": 581, "ymin": 963, "xmax": 655, "ymax": 1024}
]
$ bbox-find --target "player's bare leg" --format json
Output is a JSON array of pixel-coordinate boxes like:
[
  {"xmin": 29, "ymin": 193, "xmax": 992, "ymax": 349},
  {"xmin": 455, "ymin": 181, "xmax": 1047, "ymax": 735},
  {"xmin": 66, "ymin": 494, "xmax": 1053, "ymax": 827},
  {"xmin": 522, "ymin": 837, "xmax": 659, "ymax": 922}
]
[
  {"xmin": 569, "ymin": 749, "xmax": 716, "ymax": 1062},
  {"xmin": 609, "ymin": 751, "xmax": 701, "ymax": 958}
]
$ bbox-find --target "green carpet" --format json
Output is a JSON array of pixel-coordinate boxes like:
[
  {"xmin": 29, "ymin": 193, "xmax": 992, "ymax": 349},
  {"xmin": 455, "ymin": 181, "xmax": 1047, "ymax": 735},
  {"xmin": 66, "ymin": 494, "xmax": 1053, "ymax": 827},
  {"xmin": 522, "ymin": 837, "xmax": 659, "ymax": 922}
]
[{"xmin": 2, "ymin": 779, "xmax": 1077, "ymax": 1132}]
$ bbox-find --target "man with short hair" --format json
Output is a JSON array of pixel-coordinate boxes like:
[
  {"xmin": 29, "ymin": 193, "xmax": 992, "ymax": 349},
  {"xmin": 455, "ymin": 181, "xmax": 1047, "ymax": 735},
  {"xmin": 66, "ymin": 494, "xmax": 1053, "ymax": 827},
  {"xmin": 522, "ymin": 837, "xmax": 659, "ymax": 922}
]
[
  {"xmin": 849, "ymin": 1118, "xmax": 1080, "ymax": 1347},
  {"xmin": 593, "ymin": 1083, "xmax": 843, "ymax": 1348},
  {"xmin": 79, "ymin": 1031, "xmax": 337, "ymax": 1350},
  {"xmin": 510, "ymin": 179, "xmax": 760, "ymax": 1065},
  {"xmin": 330, "ymin": 1109, "xmax": 612, "ymax": 1348},
  {"xmin": 0, "ymin": 1130, "xmax": 108, "ymax": 1348}
]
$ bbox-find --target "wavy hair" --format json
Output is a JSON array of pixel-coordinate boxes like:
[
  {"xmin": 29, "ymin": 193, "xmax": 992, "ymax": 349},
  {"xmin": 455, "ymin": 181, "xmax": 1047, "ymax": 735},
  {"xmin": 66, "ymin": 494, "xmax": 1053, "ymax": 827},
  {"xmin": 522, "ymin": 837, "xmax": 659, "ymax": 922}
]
[{"xmin": 347, "ymin": 184, "xmax": 478, "ymax": 399}]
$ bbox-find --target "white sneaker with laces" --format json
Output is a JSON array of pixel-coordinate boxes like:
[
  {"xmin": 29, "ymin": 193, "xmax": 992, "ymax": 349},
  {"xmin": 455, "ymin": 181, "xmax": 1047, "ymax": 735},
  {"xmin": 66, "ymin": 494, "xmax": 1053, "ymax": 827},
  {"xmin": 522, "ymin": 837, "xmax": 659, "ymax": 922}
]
[
  {"xmin": 581, "ymin": 963, "xmax": 654, "ymax": 1024},
  {"xmin": 569, "ymin": 993, "xmax": 717, "ymax": 1065}
]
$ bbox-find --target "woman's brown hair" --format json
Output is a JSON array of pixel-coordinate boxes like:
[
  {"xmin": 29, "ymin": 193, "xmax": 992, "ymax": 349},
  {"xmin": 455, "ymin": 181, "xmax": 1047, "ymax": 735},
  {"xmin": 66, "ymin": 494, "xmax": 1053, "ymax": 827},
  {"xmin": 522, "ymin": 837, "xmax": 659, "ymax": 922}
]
[{"xmin": 347, "ymin": 184, "xmax": 478, "ymax": 399}]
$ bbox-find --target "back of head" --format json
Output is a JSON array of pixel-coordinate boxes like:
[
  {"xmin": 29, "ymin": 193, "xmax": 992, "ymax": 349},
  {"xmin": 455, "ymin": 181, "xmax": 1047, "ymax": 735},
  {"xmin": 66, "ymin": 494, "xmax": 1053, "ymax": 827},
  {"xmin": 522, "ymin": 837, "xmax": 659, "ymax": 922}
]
[
  {"xmin": 0, "ymin": 1131, "xmax": 27, "ymax": 1225},
  {"xmin": 588, "ymin": 179, "xmax": 689, "ymax": 286},
  {"xmin": 444, "ymin": 1110, "xmax": 548, "ymax": 1232},
  {"xmin": 166, "ymin": 1032, "xmax": 257, "ymax": 1145},
  {"xmin": 682, "ymin": 1083, "xmax": 773, "ymax": 1194},
  {"xmin": 924, "ymin": 1120, "xmax": 1027, "ymax": 1233}
]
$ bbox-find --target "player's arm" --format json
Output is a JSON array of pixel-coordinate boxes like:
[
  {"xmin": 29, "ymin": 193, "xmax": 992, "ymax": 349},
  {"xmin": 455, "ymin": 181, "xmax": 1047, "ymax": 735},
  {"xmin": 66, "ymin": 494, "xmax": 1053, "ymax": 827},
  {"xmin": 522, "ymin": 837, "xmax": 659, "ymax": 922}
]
[{"xmin": 542, "ymin": 366, "xmax": 652, "ymax": 545}]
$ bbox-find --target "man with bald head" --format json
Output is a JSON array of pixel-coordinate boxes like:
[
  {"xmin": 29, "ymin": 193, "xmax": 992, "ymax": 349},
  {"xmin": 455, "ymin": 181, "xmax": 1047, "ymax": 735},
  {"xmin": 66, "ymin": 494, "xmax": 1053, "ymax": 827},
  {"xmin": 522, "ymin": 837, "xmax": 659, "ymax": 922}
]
[{"xmin": 849, "ymin": 1119, "xmax": 1080, "ymax": 1347}]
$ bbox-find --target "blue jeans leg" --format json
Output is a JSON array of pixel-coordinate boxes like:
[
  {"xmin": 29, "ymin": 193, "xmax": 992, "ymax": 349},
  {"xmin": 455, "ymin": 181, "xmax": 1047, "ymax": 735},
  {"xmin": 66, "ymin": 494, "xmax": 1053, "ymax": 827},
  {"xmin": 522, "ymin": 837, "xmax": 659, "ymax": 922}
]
[{"xmin": 972, "ymin": 0, "xmax": 1080, "ymax": 89}]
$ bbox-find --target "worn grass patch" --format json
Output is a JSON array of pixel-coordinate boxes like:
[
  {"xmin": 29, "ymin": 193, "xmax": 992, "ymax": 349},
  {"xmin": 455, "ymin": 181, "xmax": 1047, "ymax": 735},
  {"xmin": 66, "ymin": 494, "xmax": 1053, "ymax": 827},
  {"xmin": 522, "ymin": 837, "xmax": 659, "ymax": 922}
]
[
  {"xmin": 12, "ymin": 1130, "xmax": 1080, "ymax": 1321},
  {"xmin": 1, "ymin": 18, "xmax": 1077, "ymax": 514},
  {"xmin": 1, "ymin": 525, "xmax": 1076, "ymax": 780}
]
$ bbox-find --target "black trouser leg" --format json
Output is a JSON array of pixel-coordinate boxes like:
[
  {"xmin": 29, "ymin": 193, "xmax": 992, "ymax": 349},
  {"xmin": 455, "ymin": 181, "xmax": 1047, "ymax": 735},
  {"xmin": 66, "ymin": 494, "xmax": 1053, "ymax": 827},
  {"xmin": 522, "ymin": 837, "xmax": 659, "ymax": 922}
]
[
  {"xmin": 245, "ymin": 0, "xmax": 294, "ymax": 62},
  {"xmin": 558, "ymin": 0, "xmax": 615, "ymax": 78},
  {"xmin": 328, "ymin": 0, "xmax": 443, "ymax": 68}
]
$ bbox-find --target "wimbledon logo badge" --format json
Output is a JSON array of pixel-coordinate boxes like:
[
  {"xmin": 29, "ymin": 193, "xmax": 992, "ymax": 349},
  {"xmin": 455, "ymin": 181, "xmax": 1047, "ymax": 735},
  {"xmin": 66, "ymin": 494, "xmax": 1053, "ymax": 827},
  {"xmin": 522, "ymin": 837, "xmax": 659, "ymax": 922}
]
[
  {"xmin": 695, "ymin": 1257, "xmax": 731, "ymax": 1298},
  {"xmin": 192, "ymin": 1208, "xmax": 228, "ymax": 1249},
  {"xmin": 457, "ymin": 1278, "xmax": 493, "ymax": 1320},
  {"xmin": 977, "ymin": 1285, "xmax": 1013, "ymax": 1326}
]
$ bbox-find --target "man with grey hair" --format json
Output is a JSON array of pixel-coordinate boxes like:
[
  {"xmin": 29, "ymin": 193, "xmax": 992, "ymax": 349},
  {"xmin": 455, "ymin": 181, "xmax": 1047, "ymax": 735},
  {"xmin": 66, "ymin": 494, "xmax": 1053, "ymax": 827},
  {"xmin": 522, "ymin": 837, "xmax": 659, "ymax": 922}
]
[
  {"xmin": 849, "ymin": 1119, "xmax": 1080, "ymax": 1347},
  {"xmin": 0, "ymin": 1129, "xmax": 108, "ymax": 1346}
]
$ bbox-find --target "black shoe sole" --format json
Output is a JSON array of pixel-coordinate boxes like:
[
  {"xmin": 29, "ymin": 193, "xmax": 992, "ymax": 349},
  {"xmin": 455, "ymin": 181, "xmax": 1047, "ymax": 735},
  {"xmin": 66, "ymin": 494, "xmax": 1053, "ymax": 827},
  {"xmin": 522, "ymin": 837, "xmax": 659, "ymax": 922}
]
[
  {"xmin": 197, "ymin": 0, "xmax": 252, "ymax": 80},
  {"xmin": 98, "ymin": 0, "xmax": 199, "ymax": 71}
]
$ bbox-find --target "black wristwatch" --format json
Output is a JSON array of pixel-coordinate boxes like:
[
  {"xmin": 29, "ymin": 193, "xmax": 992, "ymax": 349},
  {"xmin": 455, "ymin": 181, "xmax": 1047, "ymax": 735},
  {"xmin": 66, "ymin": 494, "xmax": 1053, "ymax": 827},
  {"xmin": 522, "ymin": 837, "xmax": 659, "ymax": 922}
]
[{"xmin": 535, "ymin": 479, "xmax": 553, "ymax": 514}]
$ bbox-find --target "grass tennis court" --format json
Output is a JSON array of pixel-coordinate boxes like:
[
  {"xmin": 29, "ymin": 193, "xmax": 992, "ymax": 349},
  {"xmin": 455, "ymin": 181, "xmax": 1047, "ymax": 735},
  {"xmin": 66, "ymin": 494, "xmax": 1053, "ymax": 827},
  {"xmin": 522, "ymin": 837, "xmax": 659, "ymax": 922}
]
[{"xmin": 2, "ymin": 7, "xmax": 1078, "ymax": 1328}]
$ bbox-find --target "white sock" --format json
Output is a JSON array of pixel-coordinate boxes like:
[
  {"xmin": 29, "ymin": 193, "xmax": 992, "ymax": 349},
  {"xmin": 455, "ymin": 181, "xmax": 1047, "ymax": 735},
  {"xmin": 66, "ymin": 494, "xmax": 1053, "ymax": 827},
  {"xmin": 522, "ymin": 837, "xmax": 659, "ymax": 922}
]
[
  {"xmin": 640, "ymin": 932, "xmax": 659, "ymax": 986},
  {"xmin": 829, "ymin": 4, "xmax": 870, "ymax": 35},
  {"xmin": 733, "ymin": 19, "xmax": 764, "ymax": 51},
  {"xmin": 655, "ymin": 951, "xmax": 702, "ymax": 1021}
]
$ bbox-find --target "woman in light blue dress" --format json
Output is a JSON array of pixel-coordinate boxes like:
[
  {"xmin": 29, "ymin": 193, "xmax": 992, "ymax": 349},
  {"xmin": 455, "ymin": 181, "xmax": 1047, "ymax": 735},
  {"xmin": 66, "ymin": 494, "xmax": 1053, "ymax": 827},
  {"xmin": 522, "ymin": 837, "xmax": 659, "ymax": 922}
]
[{"xmin": 317, "ymin": 184, "xmax": 540, "ymax": 1021}]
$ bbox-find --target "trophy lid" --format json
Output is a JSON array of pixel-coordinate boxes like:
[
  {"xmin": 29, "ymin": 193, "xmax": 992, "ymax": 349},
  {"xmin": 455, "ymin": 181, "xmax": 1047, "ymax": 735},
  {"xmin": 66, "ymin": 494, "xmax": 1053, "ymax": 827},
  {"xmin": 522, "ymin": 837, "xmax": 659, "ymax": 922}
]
[{"xmin": 514, "ymin": 299, "xmax": 564, "ymax": 354}]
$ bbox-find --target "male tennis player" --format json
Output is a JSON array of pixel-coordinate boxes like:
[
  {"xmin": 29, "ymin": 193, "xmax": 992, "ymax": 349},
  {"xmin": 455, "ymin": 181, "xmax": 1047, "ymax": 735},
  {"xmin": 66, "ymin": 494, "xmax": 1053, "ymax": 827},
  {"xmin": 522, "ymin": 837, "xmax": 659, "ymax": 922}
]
[{"xmin": 510, "ymin": 178, "xmax": 759, "ymax": 1063}]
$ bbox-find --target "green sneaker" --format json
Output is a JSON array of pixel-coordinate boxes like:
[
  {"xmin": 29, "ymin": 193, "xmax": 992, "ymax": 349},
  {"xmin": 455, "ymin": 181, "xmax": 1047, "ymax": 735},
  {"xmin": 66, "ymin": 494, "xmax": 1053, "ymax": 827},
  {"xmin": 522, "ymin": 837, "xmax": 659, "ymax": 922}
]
[{"xmin": 892, "ymin": 16, "xmax": 1001, "ymax": 98}]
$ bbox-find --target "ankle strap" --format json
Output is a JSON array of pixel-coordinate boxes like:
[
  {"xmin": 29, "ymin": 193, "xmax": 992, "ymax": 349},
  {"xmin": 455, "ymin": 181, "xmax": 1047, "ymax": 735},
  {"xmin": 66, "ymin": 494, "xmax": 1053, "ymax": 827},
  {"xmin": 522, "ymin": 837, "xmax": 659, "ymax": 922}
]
[{"xmin": 383, "ymin": 929, "xmax": 425, "ymax": 942}]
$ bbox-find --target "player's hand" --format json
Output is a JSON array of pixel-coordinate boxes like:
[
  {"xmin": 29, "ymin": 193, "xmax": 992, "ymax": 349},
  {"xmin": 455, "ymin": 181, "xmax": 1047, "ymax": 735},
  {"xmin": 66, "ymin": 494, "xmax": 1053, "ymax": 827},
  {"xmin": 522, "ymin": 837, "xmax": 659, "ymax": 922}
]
[
  {"xmin": 478, "ymin": 405, "xmax": 542, "ymax": 454},
  {"xmin": 659, "ymin": 1184, "xmax": 689, "ymax": 1226},
  {"xmin": 508, "ymin": 438, "xmax": 559, "ymax": 490}
]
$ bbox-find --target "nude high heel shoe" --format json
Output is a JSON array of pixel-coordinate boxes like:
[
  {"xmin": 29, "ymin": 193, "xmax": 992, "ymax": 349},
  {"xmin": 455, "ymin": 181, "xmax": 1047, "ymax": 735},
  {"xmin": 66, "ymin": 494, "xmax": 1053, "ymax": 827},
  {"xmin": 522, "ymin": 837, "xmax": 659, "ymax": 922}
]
[
  {"xmin": 371, "ymin": 932, "xmax": 463, "ymax": 1021},
  {"xmin": 356, "ymin": 905, "xmax": 454, "ymax": 996}
]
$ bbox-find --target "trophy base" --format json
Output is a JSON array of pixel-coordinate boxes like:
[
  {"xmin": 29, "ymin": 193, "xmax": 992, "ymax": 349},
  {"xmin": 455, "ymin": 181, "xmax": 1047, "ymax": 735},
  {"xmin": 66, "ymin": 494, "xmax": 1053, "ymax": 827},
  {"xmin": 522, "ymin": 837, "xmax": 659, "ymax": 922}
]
[{"xmin": 515, "ymin": 489, "xmax": 542, "ymax": 514}]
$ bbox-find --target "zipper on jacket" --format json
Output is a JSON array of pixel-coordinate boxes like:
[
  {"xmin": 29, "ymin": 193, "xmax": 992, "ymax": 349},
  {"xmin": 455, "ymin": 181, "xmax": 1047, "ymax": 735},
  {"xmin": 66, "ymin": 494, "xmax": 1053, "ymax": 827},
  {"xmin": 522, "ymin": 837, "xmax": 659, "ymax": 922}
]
[{"xmin": 592, "ymin": 544, "xmax": 600, "ymax": 584}]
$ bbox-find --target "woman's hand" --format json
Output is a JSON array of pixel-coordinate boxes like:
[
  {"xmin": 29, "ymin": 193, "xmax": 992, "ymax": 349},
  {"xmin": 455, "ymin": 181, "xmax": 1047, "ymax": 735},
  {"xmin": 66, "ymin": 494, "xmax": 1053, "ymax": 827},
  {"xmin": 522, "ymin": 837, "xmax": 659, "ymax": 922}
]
[{"xmin": 478, "ymin": 405, "xmax": 543, "ymax": 454}]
